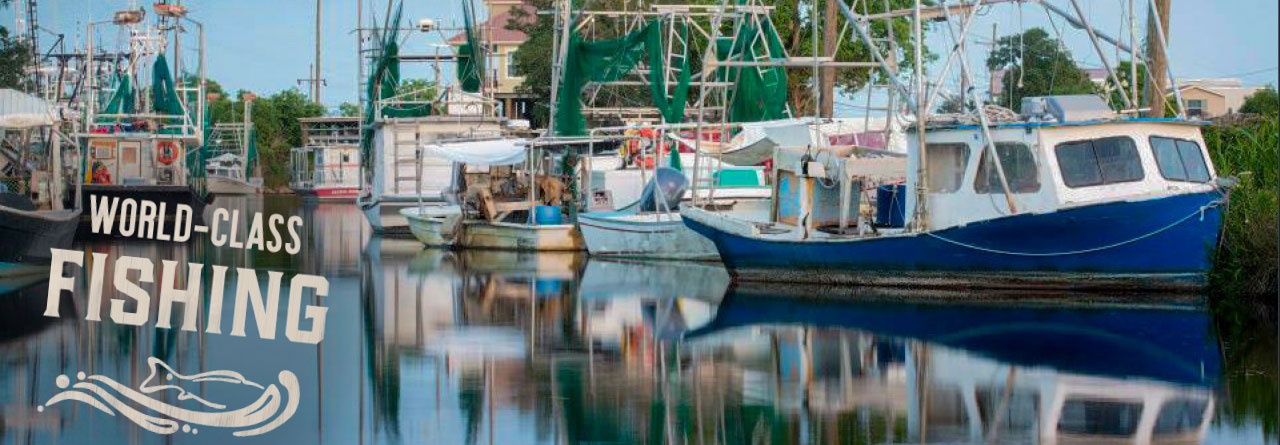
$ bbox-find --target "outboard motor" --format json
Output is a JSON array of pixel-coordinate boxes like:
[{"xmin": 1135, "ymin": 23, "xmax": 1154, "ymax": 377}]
[{"xmin": 636, "ymin": 167, "xmax": 688, "ymax": 212}]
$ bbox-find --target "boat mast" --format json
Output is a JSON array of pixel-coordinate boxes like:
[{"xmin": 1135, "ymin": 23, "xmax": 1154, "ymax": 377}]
[
  {"xmin": 912, "ymin": 0, "xmax": 928, "ymax": 231},
  {"xmin": 547, "ymin": 0, "xmax": 572, "ymax": 136}
]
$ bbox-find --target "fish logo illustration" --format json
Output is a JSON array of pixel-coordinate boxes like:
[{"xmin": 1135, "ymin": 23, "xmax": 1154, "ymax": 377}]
[{"xmin": 39, "ymin": 357, "xmax": 299, "ymax": 436}]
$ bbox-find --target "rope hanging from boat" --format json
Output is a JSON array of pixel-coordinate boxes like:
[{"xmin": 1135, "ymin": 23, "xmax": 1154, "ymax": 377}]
[{"xmin": 924, "ymin": 199, "xmax": 1223, "ymax": 257}]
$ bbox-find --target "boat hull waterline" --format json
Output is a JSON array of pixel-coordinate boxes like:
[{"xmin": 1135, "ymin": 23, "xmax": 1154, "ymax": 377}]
[
  {"xmin": 401, "ymin": 206, "xmax": 463, "ymax": 248},
  {"xmin": 206, "ymin": 176, "xmax": 262, "ymax": 195},
  {"xmin": 578, "ymin": 212, "xmax": 718, "ymax": 260},
  {"xmin": 292, "ymin": 187, "xmax": 360, "ymax": 201},
  {"xmin": 0, "ymin": 206, "xmax": 80, "ymax": 270},
  {"xmin": 682, "ymin": 190, "xmax": 1225, "ymax": 290},
  {"xmin": 461, "ymin": 221, "xmax": 584, "ymax": 251}
]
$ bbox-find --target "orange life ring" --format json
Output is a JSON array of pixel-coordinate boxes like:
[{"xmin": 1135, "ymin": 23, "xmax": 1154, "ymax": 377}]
[{"xmin": 157, "ymin": 142, "xmax": 177, "ymax": 165}]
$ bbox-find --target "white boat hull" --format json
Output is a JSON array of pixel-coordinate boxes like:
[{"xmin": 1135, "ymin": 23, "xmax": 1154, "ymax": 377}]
[
  {"xmin": 207, "ymin": 176, "xmax": 261, "ymax": 195},
  {"xmin": 360, "ymin": 200, "xmax": 416, "ymax": 234},
  {"xmin": 401, "ymin": 205, "xmax": 463, "ymax": 248},
  {"xmin": 578, "ymin": 212, "xmax": 719, "ymax": 260},
  {"xmin": 461, "ymin": 221, "xmax": 584, "ymax": 251}
]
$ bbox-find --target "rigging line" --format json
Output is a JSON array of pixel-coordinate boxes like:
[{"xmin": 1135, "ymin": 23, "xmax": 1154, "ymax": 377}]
[{"xmin": 925, "ymin": 199, "xmax": 1223, "ymax": 257}]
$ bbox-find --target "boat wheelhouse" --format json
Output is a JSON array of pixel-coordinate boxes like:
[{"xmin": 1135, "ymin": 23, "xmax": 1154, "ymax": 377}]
[
  {"xmin": 682, "ymin": 96, "xmax": 1229, "ymax": 290},
  {"xmin": 204, "ymin": 119, "xmax": 262, "ymax": 195},
  {"xmin": 291, "ymin": 117, "xmax": 361, "ymax": 201},
  {"xmin": 76, "ymin": 4, "xmax": 211, "ymax": 224},
  {"xmin": 360, "ymin": 115, "xmax": 503, "ymax": 233}
]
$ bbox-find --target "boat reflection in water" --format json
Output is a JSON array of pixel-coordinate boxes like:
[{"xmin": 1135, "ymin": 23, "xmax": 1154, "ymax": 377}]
[
  {"xmin": 0, "ymin": 199, "xmax": 1269, "ymax": 444},
  {"xmin": 354, "ymin": 245, "xmax": 1235, "ymax": 444}
]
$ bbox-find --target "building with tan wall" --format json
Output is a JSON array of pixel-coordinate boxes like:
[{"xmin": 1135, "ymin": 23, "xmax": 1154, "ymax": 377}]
[
  {"xmin": 448, "ymin": 0, "xmax": 535, "ymax": 122},
  {"xmin": 1172, "ymin": 78, "xmax": 1264, "ymax": 118}
]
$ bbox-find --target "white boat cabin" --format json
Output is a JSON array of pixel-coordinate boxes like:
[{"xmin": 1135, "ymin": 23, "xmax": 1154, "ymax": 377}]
[
  {"xmin": 751, "ymin": 95, "xmax": 1222, "ymax": 239},
  {"xmin": 290, "ymin": 144, "xmax": 360, "ymax": 190},
  {"xmin": 365, "ymin": 116, "xmax": 504, "ymax": 202},
  {"xmin": 904, "ymin": 118, "xmax": 1219, "ymax": 231}
]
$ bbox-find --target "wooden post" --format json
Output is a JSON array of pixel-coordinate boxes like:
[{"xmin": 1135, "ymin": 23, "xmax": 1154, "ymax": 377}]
[
  {"xmin": 1145, "ymin": 0, "xmax": 1171, "ymax": 118},
  {"xmin": 820, "ymin": 0, "xmax": 839, "ymax": 118}
]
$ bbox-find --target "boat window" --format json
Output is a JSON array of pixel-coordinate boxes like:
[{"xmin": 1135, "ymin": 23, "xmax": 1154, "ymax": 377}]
[
  {"xmin": 1150, "ymin": 136, "xmax": 1211, "ymax": 183},
  {"xmin": 1152, "ymin": 398, "xmax": 1208, "ymax": 436},
  {"xmin": 974, "ymin": 142, "xmax": 1041, "ymax": 194},
  {"xmin": 926, "ymin": 143, "xmax": 970, "ymax": 193},
  {"xmin": 1057, "ymin": 399, "xmax": 1143, "ymax": 436},
  {"xmin": 1055, "ymin": 136, "xmax": 1143, "ymax": 188}
]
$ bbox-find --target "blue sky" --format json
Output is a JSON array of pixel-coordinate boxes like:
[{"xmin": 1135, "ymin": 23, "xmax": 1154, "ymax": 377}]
[{"xmin": 7, "ymin": 0, "xmax": 1278, "ymax": 112}]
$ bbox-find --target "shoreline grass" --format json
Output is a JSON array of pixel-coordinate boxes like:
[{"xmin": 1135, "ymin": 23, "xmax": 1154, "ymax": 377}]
[{"xmin": 1204, "ymin": 115, "xmax": 1278, "ymax": 307}]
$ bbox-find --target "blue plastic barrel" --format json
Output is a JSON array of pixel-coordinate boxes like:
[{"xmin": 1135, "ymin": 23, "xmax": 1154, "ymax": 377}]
[
  {"xmin": 534, "ymin": 206, "xmax": 563, "ymax": 225},
  {"xmin": 875, "ymin": 185, "xmax": 907, "ymax": 227}
]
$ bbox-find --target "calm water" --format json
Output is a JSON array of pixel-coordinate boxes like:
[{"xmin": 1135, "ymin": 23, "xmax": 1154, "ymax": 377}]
[{"xmin": 0, "ymin": 196, "xmax": 1274, "ymax": 444}]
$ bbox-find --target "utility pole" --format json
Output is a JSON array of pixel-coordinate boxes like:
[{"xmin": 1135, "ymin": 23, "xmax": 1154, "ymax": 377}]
[
  {"xmin": 819, "ymin": 0, "xmax": 838, "ymax": 118},
  {"xmin": 1145, "ymin": 0, "xmax": 1170, "ymax": 118},
  {"xmin": 298, "ymin": 0, "xmax": 326, "ymax": 103},
  {"xmin": 314, "ymin": 0, "xmax": 323, "ymax": 103}
]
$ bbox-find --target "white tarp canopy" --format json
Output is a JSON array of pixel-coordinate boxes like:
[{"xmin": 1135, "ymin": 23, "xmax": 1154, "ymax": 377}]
[
  {"xmin": 0, "ymin": 89, "xmax": 60, "ymax": 128},
  {"xmin": 424, "ymin": 138, "xmax": 528, "ymax": 166}
]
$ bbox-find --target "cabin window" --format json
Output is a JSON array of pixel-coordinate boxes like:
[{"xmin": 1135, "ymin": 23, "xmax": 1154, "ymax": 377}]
[
  {"xmin": 974, "ymin": 142, "xmax": 1040, "ymax": 194},
  {"xmin": 1150, "ymin": 136, "xmax": 1211, "ymax": 183},
  {"xmin": 925, "ymin": 143, "xmax": 970, "ymax": 193},
  {"xmin": 1057, "ymin": 399, "xmax": 1143, "ymax": 436},
  {"xmin": 1152, "ymin": 399, "xmax": 1208, "ymax": 436},
  {"xmin": 1055, "ymin": 136, "xmax": 1143, "ymax": 188}
]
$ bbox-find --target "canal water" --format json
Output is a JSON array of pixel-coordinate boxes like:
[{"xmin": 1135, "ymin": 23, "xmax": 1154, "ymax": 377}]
[{"xmin": 0, "ymin": 196, "xmax": 1274, "ymax": 444}]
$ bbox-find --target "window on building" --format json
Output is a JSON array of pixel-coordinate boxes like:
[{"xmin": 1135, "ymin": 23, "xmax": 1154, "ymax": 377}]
[
  {"xmin": 1150, "ymin": 136, "xmax": 1210, "ymax": 183},
  {"xmin": 974, "ymin": 142, "xmax": 1041, "ymax": 194},
  {"xmin": 926, "ymin": 143, "xmax": 970, "ymax": 193},
  {"xmin": 1055, "ymin": 136, "xmax": 1143, "ymax": 188},
  {"xmin": 1186, "ymin": 99, "xmax": 1206, "ymax": 117},
  {"xmin": 506, "ymin": 52, "xmax": 519, "ymax": 78}
]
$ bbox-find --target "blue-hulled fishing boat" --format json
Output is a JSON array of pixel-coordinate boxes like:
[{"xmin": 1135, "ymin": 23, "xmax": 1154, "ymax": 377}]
[{"xmin": 682, "ymin": 96, "xmax": 1231, "ymax": 290}]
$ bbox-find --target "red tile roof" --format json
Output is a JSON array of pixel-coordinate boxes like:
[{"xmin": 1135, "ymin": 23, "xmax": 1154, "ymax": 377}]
[{"xmin": 447, "ymin": 3, "xmax": 535, "ymax": 45}]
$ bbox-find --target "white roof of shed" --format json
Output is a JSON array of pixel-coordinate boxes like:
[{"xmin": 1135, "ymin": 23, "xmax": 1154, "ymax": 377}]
[{"xmin": 0, "ymin": 89, "xmax": 61, "ymax": 128}]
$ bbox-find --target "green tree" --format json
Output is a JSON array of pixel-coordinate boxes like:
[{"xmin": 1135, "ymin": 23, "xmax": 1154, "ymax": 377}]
[
  {"xmin": 1240, "ymin": 85, "xmax": 1278, "ymax": 117},
  {"xmin": 986, "ymin": 27, "xmax": 1095, "ymax": 111},
  {"xmin": 338, "ymin": 102, "xmax": 361, "ymax": 117},
  {"xmin": 397, "ymin": 78, "xmax": 438, "ymax": 102},
  {"xmin": 251, "ymin": 88, "xmax": 326, "ymax": 188},
  {"xmin": 0, "ymin": 24, "xmax": 31, "ymax": 90}
]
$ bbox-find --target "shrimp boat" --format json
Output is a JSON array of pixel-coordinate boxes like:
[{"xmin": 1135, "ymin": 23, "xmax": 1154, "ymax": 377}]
[
  {"xmin": 579, "ymin": 120, "xmax": 891, "ymax": 261},
  {"xmin": 204, "ymin": 100, "xmax": 261, "ymax": 195},
  {"xmin": 76, "ymin": 4, "xmax": 212, "ymax": 224},
  {"xmin": 403, "ymin": 138, "xmax": 586, "ymax": 251},
  {"xmin": 290, "ymin": 117, "xmax": 361, "ymax": 201},
  {"xmin": 683, "ymin": 96, "xmax": 1230, "ymax": 290},
  {"xmin": 356, "ymin": 2, "xmax": 503, "ymax": 233},
  {"xmin": 0, "ymin": 89, "xmax": 81, "ymax": 277}
]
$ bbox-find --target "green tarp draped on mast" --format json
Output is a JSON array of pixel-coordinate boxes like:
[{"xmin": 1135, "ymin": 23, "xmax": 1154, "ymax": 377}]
[
  {"xmin": 715, "ymin": 13, "xmax": 789, "ymax": 123},
  {"xmin": 456, "ymin": 0, "xmax": 485, "ymax": 93},
  {"xmin": 100, "ymin": 73, "xmax": 135, "ymax": 121},
  {"xmin": 361, "ymin": 1, "xmax": 433, "ymax": 169},
  {"xmin": 151, "ymin": 54, "xmax": 185, "ymax": 126},
  {"xmin": 554, "ymin": 20, "xmax": 693, "ymax": 137},
  {"xmin": 552, "ymin": 9, "xmax": 788, "ymax": 139}
]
